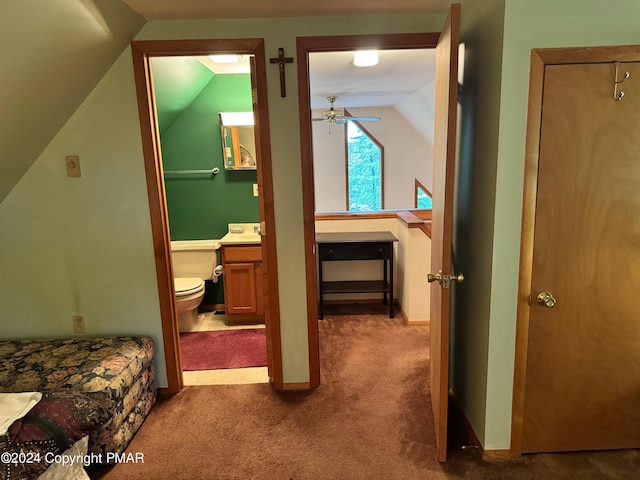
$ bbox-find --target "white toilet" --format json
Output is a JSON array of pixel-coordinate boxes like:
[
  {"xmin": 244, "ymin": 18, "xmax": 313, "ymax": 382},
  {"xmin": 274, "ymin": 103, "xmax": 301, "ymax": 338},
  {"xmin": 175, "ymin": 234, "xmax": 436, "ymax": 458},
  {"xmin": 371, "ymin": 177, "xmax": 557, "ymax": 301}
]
[{"xmin": 170, "ymin": 240, "xmax": 220, "ymax": 332}]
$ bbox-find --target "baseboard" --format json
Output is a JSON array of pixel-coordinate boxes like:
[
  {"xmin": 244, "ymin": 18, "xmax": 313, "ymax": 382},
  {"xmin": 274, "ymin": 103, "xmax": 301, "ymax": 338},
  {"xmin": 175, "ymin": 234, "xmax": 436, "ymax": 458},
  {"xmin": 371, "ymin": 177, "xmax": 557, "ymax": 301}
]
[
  {"xmin": 282, "ymin": 382, "xmax": 311, "ymax": 391},
  {"xmin": 481, "ymin": 449, "xmax": 513, "ymax": 461},
  {"xmin": 448, "ymin": 389, "xmax": 482, "ymax": 451},
  {"xmin": 406, "ymin": 319, "xmax": 430, "ymax": 326},
  {"xmin": 448, "ymin": 390, "xmax": 515, "ymax": 461},
  {"xmin": 398, "ymin": 304, "xmax": 429, "ymax": 326}
]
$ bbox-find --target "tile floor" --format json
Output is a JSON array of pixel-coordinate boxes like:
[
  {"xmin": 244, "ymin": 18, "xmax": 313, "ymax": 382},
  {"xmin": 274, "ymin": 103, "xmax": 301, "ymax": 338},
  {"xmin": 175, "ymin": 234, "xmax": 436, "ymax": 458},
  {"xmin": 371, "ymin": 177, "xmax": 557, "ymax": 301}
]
[{"xmin": 181, "ymin": 311, "xmax": 269, "ymax": 386}]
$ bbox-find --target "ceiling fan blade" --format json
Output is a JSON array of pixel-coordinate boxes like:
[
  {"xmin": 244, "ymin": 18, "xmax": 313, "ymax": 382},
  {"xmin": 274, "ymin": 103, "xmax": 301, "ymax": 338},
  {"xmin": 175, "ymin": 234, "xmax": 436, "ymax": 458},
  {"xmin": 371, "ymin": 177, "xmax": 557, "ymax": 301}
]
[
  {"xmin": 312, "ymin": 118, "xmax": 327, "ymax": 122},
  {"xmin": 347, "ymin": 116, "xmax": 381, "ymax": 122}
]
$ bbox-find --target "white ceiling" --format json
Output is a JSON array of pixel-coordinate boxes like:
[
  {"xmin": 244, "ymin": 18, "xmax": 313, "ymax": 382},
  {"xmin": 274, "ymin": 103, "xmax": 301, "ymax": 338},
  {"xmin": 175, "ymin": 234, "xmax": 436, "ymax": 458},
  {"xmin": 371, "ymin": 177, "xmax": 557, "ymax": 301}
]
[
  {"xmin": 309, "ymin": 49, "xmax": 435, "ymax": 110},
  {"xmin": 122, "ymin": 0, "xmax": 455, "ymax": 20},
  {"xmin": 123, "ymin": 0, "xmax": 439, "ymax": 111}
]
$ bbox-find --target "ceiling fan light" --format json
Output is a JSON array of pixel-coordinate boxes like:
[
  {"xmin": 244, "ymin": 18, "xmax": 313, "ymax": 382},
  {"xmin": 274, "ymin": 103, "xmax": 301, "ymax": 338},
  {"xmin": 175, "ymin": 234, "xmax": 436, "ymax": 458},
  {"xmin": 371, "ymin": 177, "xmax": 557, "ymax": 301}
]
[
  {"xmin": 353, "ymin": 50, "xmax": 379, "ymax": 67},
  {"xmin": 209, "ymin": 54, "xmax": 240, "ymax": 63}
]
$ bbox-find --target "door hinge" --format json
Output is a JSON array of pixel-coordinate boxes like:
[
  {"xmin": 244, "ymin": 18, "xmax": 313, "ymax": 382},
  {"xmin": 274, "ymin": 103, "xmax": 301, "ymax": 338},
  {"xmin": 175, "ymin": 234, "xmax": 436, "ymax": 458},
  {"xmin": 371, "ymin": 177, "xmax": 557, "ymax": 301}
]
[{"xmin": 252, "ymin": 88, "xmax": 258, "ymax": 105}]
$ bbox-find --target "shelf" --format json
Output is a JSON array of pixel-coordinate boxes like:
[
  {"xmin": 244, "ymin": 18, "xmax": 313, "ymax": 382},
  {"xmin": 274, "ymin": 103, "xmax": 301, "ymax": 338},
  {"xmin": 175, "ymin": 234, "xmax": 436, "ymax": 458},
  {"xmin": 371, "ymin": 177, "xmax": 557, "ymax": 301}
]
[{"xmin": 321, "ymin": 280, "xmax": 390, "ymax": 294}]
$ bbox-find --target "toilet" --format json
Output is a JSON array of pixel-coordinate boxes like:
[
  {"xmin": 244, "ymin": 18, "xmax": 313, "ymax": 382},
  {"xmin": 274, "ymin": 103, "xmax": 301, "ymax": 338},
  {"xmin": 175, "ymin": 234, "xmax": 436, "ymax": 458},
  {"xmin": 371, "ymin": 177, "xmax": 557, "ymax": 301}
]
[{"xmin": 170, "ymin": 240, "xmax": 220, "ymax": 332}]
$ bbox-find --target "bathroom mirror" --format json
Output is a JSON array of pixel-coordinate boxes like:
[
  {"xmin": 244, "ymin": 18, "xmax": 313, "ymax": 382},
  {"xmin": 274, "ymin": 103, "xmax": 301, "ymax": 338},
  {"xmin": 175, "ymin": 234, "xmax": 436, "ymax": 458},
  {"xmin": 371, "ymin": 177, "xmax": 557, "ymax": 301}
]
[{"xmin": 219, "ymin": 112, "xmax": 257, "ymax": 170}]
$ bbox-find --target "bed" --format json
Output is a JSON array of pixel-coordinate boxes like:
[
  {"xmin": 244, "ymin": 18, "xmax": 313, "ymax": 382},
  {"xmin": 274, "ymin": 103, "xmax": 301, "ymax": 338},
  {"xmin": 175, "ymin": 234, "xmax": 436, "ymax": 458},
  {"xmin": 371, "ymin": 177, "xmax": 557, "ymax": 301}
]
[{"xmin": 0, "ymin": 336, "xmax": 156, "ymax": 479}]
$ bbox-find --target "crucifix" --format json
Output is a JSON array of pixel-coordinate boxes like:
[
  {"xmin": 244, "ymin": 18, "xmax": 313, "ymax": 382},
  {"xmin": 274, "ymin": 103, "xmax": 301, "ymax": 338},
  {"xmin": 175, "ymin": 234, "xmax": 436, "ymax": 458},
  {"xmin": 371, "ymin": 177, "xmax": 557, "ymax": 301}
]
[{"xmin": 270, "ymin": 48, "xmax": 294, "ymax": 98}]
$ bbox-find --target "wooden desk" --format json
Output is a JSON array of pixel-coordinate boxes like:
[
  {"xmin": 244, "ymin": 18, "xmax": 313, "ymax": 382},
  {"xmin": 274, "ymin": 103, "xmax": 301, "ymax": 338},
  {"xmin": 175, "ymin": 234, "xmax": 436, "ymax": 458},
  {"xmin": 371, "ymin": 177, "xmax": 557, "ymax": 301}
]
[{"xmin": 316, "ymin": 231, "xmax": 398, "ymax": 319}]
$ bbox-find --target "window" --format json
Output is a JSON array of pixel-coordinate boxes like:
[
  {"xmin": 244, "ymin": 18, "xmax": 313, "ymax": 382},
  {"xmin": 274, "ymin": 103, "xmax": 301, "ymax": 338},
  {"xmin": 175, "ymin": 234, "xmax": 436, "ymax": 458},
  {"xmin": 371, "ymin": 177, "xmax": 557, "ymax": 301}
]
[
  {"xmin": 415, "ymin": 179, "xmax": 432, "ymax": 209},
  {"xmin": 346, "ymin": 121, "xmax": 384, "ymax": 211}
]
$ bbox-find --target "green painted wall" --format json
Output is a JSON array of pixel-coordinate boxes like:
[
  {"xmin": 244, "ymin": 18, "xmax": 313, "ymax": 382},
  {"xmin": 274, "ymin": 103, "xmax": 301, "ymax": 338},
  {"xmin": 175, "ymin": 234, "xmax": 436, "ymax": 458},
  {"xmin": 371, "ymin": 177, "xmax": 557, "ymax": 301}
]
[
  {"xmin": 453, "ymin": 0, "xmax": 505, "ymax": 452},
  {"xmin": 151, "ymin": 57, "xmax": 215, "ymax": 134},
  {"xmin": 159, "ymin": 73, "xmax": 259, "ymax": 241}
]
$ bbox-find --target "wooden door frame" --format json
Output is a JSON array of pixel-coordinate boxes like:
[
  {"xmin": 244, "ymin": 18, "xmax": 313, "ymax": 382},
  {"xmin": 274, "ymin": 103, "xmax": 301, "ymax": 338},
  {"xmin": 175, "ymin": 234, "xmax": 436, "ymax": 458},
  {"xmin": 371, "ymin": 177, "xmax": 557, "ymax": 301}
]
[
  {"xmin": 511, "ymin": 44, "xmax": 640, "ymax": 456},
  {"xmin": 296, "ymin": 31, "xmax": 441, "ymax": 389},
  {"xmin": 131, "ymin": 38, "xmax": 283, "ymax": 394}
]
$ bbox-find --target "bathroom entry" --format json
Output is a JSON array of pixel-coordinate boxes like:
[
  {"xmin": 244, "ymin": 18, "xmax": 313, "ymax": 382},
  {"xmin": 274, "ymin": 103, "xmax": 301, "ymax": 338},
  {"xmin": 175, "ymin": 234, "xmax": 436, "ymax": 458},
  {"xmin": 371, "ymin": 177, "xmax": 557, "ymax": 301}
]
[
  {"xmin": 150, "ymin": 53, "xmax": 268, "ymax": 385},
  {"xmin": 131, "ymin": 39, "xmax": 282, "ymax": 393}
]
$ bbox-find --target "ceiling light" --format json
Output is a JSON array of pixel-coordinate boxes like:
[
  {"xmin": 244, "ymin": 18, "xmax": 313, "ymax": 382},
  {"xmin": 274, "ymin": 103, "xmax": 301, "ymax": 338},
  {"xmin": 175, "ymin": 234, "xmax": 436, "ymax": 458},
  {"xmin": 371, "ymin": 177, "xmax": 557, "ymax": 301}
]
[
  {"xmin": 209, "ymin": 54, "xmax": 240, "ymax": 64},
  {"xmin": 219, "ymin": 112, "xmax": 254, "ymax": 126},
  {"xmin": 353, "ymin": 50, "xmax": 379, "ymax": 67}
]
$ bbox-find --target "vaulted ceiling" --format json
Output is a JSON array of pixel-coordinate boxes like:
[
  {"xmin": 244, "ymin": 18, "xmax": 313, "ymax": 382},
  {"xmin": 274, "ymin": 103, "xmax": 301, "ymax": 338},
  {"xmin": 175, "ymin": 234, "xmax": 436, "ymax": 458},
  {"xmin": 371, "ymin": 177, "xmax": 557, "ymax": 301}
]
[{"xmin": 1, "ymin": 0, "xmax": 452, "ymax": 203}]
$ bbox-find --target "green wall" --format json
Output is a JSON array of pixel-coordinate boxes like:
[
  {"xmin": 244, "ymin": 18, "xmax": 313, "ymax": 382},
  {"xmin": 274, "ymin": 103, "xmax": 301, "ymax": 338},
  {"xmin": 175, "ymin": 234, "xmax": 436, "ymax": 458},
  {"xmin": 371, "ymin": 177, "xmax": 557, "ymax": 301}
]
[
  {"xmin": 453, "ymin": 0, "xmax": 505, "ymax": 452},
  {"xmin": 156, "ymin": 72, "xmax": 259, "ymax": 305},
  {"xmin": 159, "ymin": 73, "xmax": 259, "ymax": 241}
]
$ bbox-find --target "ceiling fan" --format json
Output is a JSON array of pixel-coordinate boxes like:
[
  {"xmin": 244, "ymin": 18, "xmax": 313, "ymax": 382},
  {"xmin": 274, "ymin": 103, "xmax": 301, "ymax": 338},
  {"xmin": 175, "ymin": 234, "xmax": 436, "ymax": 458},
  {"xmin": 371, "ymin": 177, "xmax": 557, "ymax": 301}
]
[{"xmin": 312, "ymin": 96, "xmax": 381, "ymax": 124}]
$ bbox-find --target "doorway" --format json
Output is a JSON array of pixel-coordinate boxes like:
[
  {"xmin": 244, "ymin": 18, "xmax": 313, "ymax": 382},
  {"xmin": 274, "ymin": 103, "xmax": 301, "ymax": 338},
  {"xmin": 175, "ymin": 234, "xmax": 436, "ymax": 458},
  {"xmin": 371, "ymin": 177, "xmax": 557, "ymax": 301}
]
[
  {"xmin": 131, "ymin": 39, "xmax": 283, "ymax": 394},
  {"xmin": 512, "ymin": 45, "xmax": 640, "ymax": 455},
  {"xmin": 296, "ymin": 32, "xmax": 441, "ymax": 389},
  {"xmin": 149, "ymin": 54, "xmax": 269, "ymax": 386}
]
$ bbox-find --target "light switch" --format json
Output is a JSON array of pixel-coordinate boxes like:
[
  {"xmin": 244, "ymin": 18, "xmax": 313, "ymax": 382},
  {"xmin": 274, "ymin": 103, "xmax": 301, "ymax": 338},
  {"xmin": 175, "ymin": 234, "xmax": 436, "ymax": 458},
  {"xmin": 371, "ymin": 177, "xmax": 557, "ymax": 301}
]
[
  {"xmin": 66, "ymin": 155, "xmax": 81, "ymax": 177},
  {"xmin": 253, "ymin": 184, "xmax": 259, "ymax": 197}
]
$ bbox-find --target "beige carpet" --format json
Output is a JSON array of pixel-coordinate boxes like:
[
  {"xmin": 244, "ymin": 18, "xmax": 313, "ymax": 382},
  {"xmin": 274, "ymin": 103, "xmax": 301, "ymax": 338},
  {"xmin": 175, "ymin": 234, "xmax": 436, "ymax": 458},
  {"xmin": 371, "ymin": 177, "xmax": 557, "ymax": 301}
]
[{"xmin": 91, "ymin": 304, "xmax": 640, "ymax": 479}]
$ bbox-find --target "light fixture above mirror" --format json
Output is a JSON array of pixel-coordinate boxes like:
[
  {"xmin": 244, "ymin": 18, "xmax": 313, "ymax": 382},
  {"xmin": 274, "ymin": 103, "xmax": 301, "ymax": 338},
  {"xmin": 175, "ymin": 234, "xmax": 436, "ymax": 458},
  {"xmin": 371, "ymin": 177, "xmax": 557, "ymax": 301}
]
[{"xmin": 219, "ymin": 111, "xmax": 254, "ymax": 126}]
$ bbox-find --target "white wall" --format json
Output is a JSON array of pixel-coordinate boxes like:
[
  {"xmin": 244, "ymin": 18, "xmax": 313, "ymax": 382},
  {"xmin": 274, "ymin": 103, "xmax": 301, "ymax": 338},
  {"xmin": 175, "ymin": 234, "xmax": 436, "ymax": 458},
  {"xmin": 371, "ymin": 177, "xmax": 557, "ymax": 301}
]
[
  {"xmin": 315, "ymin": 218, "xmax": 430, "ymax": 322},
  {"xmin": 313, "ymin": 106, "xmax": 433, "ymax": 211},
  {"xmin": 0, "ymin": 51, "xmax": 166, "ymax": 383}
]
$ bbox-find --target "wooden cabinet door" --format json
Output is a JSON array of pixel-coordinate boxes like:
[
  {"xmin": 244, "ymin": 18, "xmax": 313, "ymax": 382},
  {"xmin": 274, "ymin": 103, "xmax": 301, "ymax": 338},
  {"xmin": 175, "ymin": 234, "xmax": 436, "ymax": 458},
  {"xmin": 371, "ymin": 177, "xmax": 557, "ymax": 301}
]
[{"xmin": 224, "ymin": 262, "xmax": 258, "ymax": 314}]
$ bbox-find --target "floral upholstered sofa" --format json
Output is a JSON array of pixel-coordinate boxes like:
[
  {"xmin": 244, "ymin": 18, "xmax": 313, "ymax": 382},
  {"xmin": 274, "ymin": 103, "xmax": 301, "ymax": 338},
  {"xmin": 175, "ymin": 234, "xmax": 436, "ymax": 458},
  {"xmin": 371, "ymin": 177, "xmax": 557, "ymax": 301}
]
[{"xmin": 0, "ymin": 336, "xmax": 156, "ymax": 479}]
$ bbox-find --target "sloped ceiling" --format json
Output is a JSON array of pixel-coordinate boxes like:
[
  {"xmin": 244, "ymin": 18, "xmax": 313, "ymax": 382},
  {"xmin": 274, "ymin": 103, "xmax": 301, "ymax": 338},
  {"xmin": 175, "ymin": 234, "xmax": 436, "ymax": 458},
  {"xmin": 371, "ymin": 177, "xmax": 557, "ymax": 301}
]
[
  {"xmin": 0, "ymin": 0, "xmax": 145, "ymax": 203},
  {"xmin": 150, "ymin": 57, "xmax": 215, "ymax": 134}
]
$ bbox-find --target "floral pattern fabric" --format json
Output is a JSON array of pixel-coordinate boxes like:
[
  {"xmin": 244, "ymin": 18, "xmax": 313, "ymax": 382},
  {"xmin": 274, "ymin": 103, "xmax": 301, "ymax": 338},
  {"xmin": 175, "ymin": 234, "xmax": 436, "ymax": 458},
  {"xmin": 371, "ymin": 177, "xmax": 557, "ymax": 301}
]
[
  {"xmin": 0, "ymin": 337, "xmax": 154, "ymax": 413},
  {"xmin": 0, "ymin": 337, "xmax": 156, "ymax": 463}
]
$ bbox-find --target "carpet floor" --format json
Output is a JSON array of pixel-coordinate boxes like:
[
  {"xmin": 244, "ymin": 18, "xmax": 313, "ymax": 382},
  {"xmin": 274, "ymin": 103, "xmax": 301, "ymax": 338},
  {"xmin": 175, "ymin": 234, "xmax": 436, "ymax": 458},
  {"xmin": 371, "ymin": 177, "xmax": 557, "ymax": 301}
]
[
  {"xmin": 92, "ymin": 303, "xmax": 640, "ymax": 479},
  {"xmin": 180, "ymin": 328, "xmax": 267, "ymax": 371}
]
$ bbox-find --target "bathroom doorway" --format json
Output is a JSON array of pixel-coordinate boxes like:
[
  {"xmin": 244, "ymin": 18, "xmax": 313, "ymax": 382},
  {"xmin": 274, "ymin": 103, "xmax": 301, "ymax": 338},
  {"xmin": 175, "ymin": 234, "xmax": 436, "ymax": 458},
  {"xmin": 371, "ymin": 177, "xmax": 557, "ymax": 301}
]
[{"xmin": 131, "ymin": 39, "xmax": 282, "ymax": 394}]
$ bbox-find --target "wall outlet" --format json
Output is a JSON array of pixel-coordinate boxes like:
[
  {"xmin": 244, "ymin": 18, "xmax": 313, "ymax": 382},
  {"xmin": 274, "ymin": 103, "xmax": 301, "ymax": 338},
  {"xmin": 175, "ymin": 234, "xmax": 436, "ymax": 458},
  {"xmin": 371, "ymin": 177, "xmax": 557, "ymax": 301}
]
[
  {"xmin": 253, "ymin": 183, "xmax": 259, "ymax": 197},
  {"xmin": 72, "ymin": 315, "xmax": 85, "ymax": 333}
]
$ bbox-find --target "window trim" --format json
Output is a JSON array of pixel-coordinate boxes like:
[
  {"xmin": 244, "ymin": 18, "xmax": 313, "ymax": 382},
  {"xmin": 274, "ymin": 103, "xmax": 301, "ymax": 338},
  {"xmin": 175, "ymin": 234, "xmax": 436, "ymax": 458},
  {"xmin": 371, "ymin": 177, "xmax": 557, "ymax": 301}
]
[
  {"xmin": 343, "ymin": 109, "xmax": 385, "ymax": 211},
  {"xmin": 414, "ymin": 178, "xmax": 432, "ymax": 209}
]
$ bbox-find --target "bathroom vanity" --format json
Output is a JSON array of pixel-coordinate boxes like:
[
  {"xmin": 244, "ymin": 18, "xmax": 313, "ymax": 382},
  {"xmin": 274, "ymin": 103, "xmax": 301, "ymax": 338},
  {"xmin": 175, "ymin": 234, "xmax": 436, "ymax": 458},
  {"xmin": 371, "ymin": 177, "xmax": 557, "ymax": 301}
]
[{"xmin": 220, "ymin": 224, "xmax": 264, "ymax": 322}]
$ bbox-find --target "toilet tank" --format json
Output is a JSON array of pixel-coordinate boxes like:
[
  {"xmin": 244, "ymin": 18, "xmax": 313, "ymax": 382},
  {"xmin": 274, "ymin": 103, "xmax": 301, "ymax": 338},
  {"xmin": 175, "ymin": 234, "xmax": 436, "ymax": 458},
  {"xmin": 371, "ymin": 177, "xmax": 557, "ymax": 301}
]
[{"xmin": 171, "ymin": 240, "xmax": 220, "ymax": 280}]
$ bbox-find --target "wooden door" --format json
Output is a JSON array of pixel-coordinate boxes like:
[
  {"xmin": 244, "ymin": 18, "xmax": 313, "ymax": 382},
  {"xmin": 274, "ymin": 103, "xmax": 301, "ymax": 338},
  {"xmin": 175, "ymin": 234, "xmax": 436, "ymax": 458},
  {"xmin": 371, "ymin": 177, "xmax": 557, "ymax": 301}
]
[
  {"xmin": 429, "ymin": 3, "xmax": 460, "ymax": 463},
  {"xmin": 522, "ymin": 61, "xmax": 640, "ymax": 452}
]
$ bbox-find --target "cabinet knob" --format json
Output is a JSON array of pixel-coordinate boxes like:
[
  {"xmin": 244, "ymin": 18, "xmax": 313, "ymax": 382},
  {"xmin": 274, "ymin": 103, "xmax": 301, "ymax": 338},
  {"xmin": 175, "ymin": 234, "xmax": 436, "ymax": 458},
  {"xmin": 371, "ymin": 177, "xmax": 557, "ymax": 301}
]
[
  {"xmin": 378, "ymin": 248, "xmax": 383, "ymax": 254},
  {"xmin": 328, "ymin": 249, "xmax": 334, "ymax": 255}
]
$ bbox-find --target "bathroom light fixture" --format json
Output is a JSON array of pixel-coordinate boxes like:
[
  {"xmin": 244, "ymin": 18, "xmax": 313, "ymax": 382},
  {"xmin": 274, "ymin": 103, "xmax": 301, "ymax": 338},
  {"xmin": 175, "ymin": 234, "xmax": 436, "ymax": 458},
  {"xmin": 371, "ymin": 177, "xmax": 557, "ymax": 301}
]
[
  {"xmin": 209, "ymin": 54, "xmax": 240, "ymax": 63},
  {"xmin": 353, "ymin": 50, "xmax": 379, "ymax": 67},
  {"xmin": 219, "ymin": 111, "xmax": 254, "ymax": 126}
]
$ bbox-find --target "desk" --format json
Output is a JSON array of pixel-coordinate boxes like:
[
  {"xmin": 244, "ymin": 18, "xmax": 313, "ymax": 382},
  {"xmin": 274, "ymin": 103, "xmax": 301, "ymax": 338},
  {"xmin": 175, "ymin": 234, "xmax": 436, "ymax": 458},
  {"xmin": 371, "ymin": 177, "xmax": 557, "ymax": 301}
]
[{"xmin": 316, "ymin": 231, "xmax": 398, "ymax": 319}]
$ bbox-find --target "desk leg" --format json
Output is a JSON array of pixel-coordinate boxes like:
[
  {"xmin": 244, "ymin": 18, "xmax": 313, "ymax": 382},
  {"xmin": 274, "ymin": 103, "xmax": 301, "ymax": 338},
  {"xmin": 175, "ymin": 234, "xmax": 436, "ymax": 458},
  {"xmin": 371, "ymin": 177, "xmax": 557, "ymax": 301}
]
[
  {"xmin": 318, "ymin": 260, "xmax": 324, "ymax": 320},
  {"xmin": 389, "ymin": 254, "xmax": 394, "ymax": 319}
]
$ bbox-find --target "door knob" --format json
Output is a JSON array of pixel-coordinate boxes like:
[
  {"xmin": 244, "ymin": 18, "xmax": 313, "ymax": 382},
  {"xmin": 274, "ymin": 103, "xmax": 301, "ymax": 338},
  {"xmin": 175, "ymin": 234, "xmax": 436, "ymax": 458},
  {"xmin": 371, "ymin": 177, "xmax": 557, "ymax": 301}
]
[
  {"xmin": 537, "ymin": 291, "xmax": 557, "ymax": 308},
  {"xmin": 428, "ymin": 272, "xmax": 464, "ymax": 288},
  {"xmin": 427, "ymin": 273, "xmax": 442, "ymax": 284},
  {"xmin": 450, "ymin": 272, "xmax": 464, "ymax": 283}
]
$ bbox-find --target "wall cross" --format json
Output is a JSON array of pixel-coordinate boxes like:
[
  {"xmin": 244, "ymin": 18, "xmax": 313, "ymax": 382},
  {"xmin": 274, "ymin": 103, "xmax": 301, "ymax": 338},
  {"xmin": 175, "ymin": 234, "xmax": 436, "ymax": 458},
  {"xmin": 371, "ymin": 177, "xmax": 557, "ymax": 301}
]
[{"xmin": 270, "ymin": 48, "xmax": 294, "ymax": 98}]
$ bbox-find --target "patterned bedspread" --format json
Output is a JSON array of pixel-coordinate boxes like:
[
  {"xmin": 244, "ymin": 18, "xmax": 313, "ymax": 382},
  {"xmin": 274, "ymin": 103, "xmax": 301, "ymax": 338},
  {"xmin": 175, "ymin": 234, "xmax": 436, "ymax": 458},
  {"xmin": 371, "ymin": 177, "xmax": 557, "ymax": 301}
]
[
  {"xmin": 0, "ymin": 336, "xmax": 156, "ymax": 461},
  {"xmin": 0, "ymin": 336, "xmax": 154, "ymax": 411}
]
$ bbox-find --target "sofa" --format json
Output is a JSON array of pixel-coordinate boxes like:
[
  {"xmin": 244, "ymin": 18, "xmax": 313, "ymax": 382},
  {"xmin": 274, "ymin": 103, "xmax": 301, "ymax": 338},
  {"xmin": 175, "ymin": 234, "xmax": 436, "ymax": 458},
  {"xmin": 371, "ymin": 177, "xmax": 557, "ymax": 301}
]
[{"xmin": 0, "ymin": 336, "xmax": 156, "ymax": 479}]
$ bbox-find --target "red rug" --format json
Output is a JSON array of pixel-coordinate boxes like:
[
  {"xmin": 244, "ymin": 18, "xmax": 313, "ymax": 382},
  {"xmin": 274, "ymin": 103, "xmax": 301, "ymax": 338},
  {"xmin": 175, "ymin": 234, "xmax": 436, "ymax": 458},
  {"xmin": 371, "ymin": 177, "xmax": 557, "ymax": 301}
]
[{"xmin": 180, "ymin": 329, "xmax": 267, "ymax": 371}]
